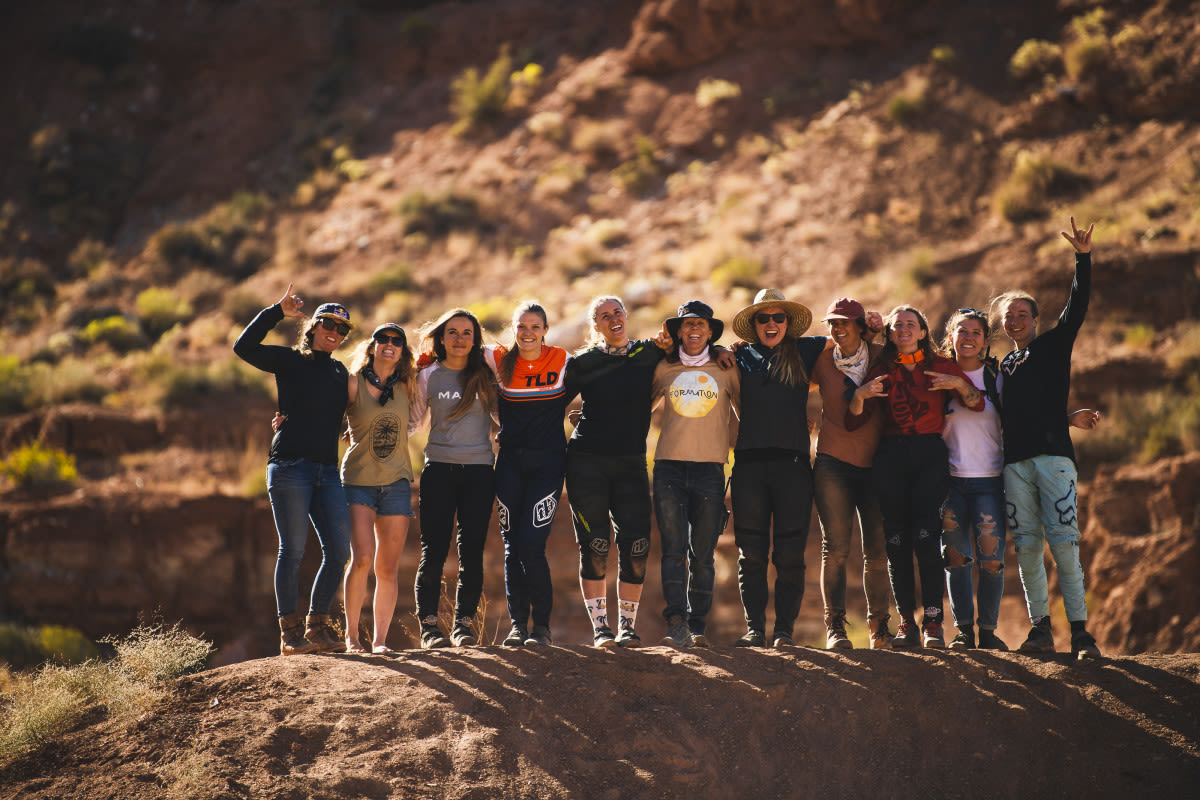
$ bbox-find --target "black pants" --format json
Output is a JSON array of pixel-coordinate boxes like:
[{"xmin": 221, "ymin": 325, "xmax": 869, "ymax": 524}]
[
  {"xmin": 415, "ymin": 462, "xmax": 495, "ymax": 622},
  {"xmin": 565, "ymin": 450, "xmax": 651, "ymax": 585},
  {"xmin": 731, "ymin": 454, "xmax": 813, "ymax": 636},
  {"xmin": 496, "ymin": 446, "xmax": 565, "ymax": 628},
  {"xmin": 872, "ymin": 434, "xmax": 948, "ymax": 621}
]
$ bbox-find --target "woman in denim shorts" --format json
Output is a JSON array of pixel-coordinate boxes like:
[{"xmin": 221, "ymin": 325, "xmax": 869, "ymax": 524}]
[{"xmin": 340, "ymin": 322, "xmax": 418, "ymax": 654}]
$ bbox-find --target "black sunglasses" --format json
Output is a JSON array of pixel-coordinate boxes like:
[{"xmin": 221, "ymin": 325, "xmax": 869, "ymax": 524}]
[
  {"xmin": 319, "ymin": 318, "xmax": 351, "ymax": 336},
  {"xmin": 374, "ymin": 333, "xmax": 405, "ymax": 346},
  {"xmin": 755, "ymin": 312, "xmax": 788, "ymax": 324},
  {"xmin": 957, "ymin": 307, "xmax": 987, "ymax": 318}
]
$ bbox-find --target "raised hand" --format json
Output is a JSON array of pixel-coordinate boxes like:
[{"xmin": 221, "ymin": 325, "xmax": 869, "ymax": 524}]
[
  {"xmin": 1061, "ymin": 216, "xmax": 1095, "ymax": 253},
  {"xmin": 278, "ymin": 283, "xmax": 305, "ymax": 317},
  {"xmin": 1069, "ymin": 408, "xmax": 1102, "ymax": 430}
]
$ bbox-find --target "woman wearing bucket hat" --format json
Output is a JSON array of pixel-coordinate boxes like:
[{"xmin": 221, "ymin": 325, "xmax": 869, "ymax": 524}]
[
  {"xmin": 729, "ymin": 288, "xmax": 831, "ymax": 647},
  {"xmin": 409, "ymin": 308, "xmax": 498, "ymax": 649},
  {"xmin": 846, "ymin": 305, "xmax": 984, "ymax": 648},
  {"xmin": 482, "ymin": 301, "xmax": 572, "ymax": 648},
  {"xmin": 810, "ymin": 297, "xmax": 895, "ymax": 650},
  {"xmin": 234, "ymin": 284, "xmax": 354, "ymax": 655},
  {"xmin": 651, "ymin": 300, "xmax": 740, "ymax": 648}
]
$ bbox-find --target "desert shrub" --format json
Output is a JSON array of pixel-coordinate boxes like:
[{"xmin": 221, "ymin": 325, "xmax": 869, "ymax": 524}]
[
  {"xmin": 930, "ymin": 44, "xmax": 958, "ymax": 68},
  {"xmin": 0, "ymin": 356, "xmax": 31, "ymax": 413},
  {"xmin": 21, "ymin": 357, "xmax": 108, "ymax": 408},
  {"xmin": 466, "ymin": 297, "xmax": 510, "ymax": 332},
  {"xmin": 143, "ymin": 356, "xmax": 271, "ymax": 410},
  {"xmin": 710, "ymin": 255, "xmax": 763, "ymax": 290},
  {"xmin": 1112, "ymin": 24, "xmax": 1146, "ymax": 51},
  {"xmin": 887, "ymin": 90, "xmax": 925, "ymax": 124},
  {"xmin": 1009, "ymin": 39, "xmax": 1062, "ymax": 81},
  {"xmin": 546, "ymin": 227, "xmax": 604, "ymax": 279},
  {"xmin": 1064, "ymin": 35, "xmax": 1109, "ymax": 80},
  {"xmin": 152, "ymin": 192, "xmax": 272, "ymax": 277},
  {"xmin": 136, "ymin": 288, "xmax": 194, "ymax": 340},
  {"xmin": 905, "ymin": 246, "xmax": 938, "ymax": 289},
  {"xmin": 1142, "ymin": 191, "xmax": 1177, "ymax": 219},
  {"xmin": 0, "ymin": 624, "xmax": 213, "ymax": 761},
  {"xmin": 0, "ymin": 624, "xmax": 97, "ymax": 670},
  {"xmin": 611, "ymin": 137, "xmax": 660, "ymax": 196},
  {"xmin": 993, "ymin": 150, "xmax": 1088, "ymax": 223},
  {"xmin": 584, "ymin": 218, "xmax": 629, "ymax": 249},
  {"xmin": 1123, "ymin": 323, "xmax": 1155, "ymax": 350},
  {"xmin": 1076, "ymin": 378, "xmax": 1200, "ymax": 465},
  {"xmin": 1, "ymin": 443, "xmax": 78, "ymax": 488},
  {"xmin": 450, "ymin": 47, "xmax": 512, "ymax": 136},
  {"xmin": 571, "ymin": 119, "xmax": 625, "ymax": 160},
  {"xmin": 67, "ymin": 238, "xmax": 113, "ymax": 278},
  {"xmin": 695, "ymin": 78, "xmax": 742, "ymax": 108},
  {"xmin": 0, "ymin": 257, "xmax": 56, "ymax": 325},
  {"xmin": 396, "ymin": 189, "xmax": 485, "ymax": 237},
  {"xmin": 1070, "ymin": 7, "xmax": 1107, "ymax": 38},
  {"xmin": 78, "ymin": 315, "xmax": 145, "ymax": 353},
  {"xmin": 367, "ymin": 261, "xmax": 417, "ymax": 295},
  {"xmin": 1165, "ymin": 322, "xmax": 1200, "ymax": 373},
  {"xmin": 527, "ymin": 111, "xmax": 566, "ymax": 141},
  {"xmin": 508, "ymin": 62, "xmax": 543, "ymax": 108}
]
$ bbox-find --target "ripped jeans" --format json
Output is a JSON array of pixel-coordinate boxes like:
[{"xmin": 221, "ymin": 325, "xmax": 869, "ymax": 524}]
[
  {"xmin": 942, "ymin": 475, "xmax": 1006, "ymax": 630},
  {"xmin": 1004, "ymin": 456, "xmax": 1088, "ymax": 622}
]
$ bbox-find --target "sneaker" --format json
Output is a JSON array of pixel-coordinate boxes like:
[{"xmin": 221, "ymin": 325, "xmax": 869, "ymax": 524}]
[
  {"xmin": 922, "ymin": 620, "xmax": 945, "ymax": 648},
  {"xmin": 1018, "ymin": 618, "xmax": 1055, "ymax": 654},
  {"xmin": 977, "ymin": 629, "xmax": 1009, "ymax": 651},
  {"xmin": 420, "ymin": 624, "xmax": 451, "ymax": 649},
  {"xmin": 502, "ymin": 624, "xmax": 528, "ymax": 647},
  {"xmin": 772, "ymin": 632, "xmax": 794, "ymax": 648},
  {"xmin": 524, "ymin": 625, "xmax": 553, "ymax": 646},
  {"xmin": 735, "ymin": 629, "xmax": 766, "ymax": 648},
  {"xmin": 593, "ymin": 625, "xmax": 618, "ymax": 649},
  {"xmin": 892, "ymin": 617, "xmax": 919, "ymax": 648},
  {"xmin": 450, "ymin": 619, "xmax": 477, "ymax": 647},
  {"xmin": 825, "ymin": 613, "xmax": 852, "ymax": 650},
  {"xmin": 868, "ymin": 616, "xmax": 892, "ymax": 650},
  {"xmin": 615, "ymin": 621, "xmax": 642, "ymax": 648},
  {"xmin": 1071, "ymin": 629, "xmax": 1101, "ymax": 660},
  {"xmin": 689, "ymin": 632, "xmax": 710, "ymax": 648},
  {"xmin": 661, "ymin": 617, "xmax": 691, "ymax": 648},
  {"xmin": 949, "ymin": 626, "xmax": 975, "ymax": 650}
]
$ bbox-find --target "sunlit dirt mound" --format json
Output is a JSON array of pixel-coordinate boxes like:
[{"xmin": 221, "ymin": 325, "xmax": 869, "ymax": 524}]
[{"xmin": 2, "ymin": 648, "xmax": 1199, "ymax": 799}]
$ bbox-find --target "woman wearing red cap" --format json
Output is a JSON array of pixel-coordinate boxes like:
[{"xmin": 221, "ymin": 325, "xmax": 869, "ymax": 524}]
[{"xmin": 234, "ymin": 285, "xmax": 353, "ymax": 656}]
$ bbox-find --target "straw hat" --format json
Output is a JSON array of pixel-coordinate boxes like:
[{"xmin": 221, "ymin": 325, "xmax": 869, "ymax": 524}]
[{"xmin": 731, "ymin": 289, "xmax": 812, "ymax": 342}]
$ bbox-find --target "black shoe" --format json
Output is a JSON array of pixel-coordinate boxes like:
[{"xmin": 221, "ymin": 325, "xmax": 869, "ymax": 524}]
[
  {"xmin": 735, "ymin": 629, "xmax": 765, "ymax": 648},
  {"xmin": 772, "ymin": 632, "xmax": 794, "ymax": 648},
  {"xmin": 593, "ymin": 625, "xmax": 618, "ymax": 649},
  {"xmin": 420, "ymin": 621, "xmax": 451, "ymax": 649},
  {"xmin": 524, "ymin": 625, "xmax": 552, "ymax": 646},
  {"xmin": 977, "ymin": 629, "xmax": 1009, "ymax": 651},
  {"xmin": 615, "ymin": 621, "xmax": 642, "ymax": 648},
  {"xmin": 1018, "ymin": 618, "xmax": 1055, "ymax": 654},
  {"xmin": 503, "ymin": 624, "xmax": 528, "ymax": 647},
  {"xmin": 661, "ymin": 617, "xmax": 691, "ymax": 648},
  {"xmin": 949, "ymin": 626, "xmax": 975, "ymax": 650},
  {"xmin": 1071, "ymin": 629, "xmax": 1101, "ymax": 660},
  {"xmin": 450, "ymin": 619, "xmax": 477, "ymax": 647}
]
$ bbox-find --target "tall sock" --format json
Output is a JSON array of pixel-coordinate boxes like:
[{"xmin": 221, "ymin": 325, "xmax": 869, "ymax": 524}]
[
  {"xmin": 618, "ymin": 599, "xmax": 639, "ymax": 630},
  {"xmin": 584, "ymin": 597, "xmax": 608, "ymax": 630}
]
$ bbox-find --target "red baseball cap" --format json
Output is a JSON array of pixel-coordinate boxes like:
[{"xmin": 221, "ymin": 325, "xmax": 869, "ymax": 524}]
[{"xmin": 821, "ymin": 298, "xmax": 866, "ymax": 322}]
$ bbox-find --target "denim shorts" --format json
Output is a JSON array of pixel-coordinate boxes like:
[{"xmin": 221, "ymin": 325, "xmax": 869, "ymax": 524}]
[{"xmin": 344, "ymin": 479, "xmax": 415, "ymax": 517}]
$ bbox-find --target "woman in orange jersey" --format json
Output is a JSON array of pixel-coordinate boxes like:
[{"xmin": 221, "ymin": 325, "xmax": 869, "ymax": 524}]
[{"xmin": 484, "ymin": 301, "xmax": 572, "ymax": 646}]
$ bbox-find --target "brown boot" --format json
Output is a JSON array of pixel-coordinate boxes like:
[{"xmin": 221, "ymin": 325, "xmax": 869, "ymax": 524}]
[
  {"xmin": 824, "ymin": 611, "xmax": 852, "ymax": 650},
  {"xmin": 868, "ymin": 614, "xmax": 893, "ymax": 650},
  {"xmin": 280, "ymin": 613, "xmax": 319, "ymax": 656},
  {"xmin": 305, "ymin": 614, "xmax": 347, "ymax": 653}
]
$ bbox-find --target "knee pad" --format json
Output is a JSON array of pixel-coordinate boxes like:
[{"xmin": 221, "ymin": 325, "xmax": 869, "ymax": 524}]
[
  {"xmin": 617, "ymin": 537, "xmax": 650, "ymax": 584},
  {"xmin": 579, "ymin": 535, "xmax": 609, "ymax": 581}
]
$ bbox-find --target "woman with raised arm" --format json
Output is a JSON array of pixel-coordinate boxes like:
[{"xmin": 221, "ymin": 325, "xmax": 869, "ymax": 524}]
[
  {"xmin": 234, "ymin": 285, "xmax": 353, "ymax": 656},
  {"xmin": 409, "ymin": 309, "xmax": 498, "ymax": 649},
  {"xmin": 847, "ymin": 305, "xmax": 984, "ymax": 648},
  {"xmin": 484, "ymin": 301, "xmax": 571, "ymax": 647}
]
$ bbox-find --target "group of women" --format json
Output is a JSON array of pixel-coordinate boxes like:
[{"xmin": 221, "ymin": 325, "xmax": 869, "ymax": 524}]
[{"xmin": 234, "ymin": 218, "xmax": 1102, "ymax": 657}]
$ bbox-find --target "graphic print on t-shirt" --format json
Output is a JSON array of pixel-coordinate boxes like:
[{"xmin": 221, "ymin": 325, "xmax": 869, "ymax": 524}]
[
  {"xmin": 369, "ymin": 412, "xmax": 402, "ymax": 461},
  {"xmin": 668, "ymin": 370, "xmax": 720, "ymax": 418}
]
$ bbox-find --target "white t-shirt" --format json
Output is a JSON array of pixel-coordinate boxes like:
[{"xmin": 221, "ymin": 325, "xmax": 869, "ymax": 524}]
[{"xmin": 943, "ymin": 365, "xmax": 1004, "ymax": 478}]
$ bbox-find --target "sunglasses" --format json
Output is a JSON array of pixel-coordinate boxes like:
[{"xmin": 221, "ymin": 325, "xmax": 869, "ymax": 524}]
[
  {"xmin": 755, "ymin": 312, "xmax": 788, "ymax": 325},
  {"xmin": 373, "ymin": 333, "xmax": 405, "ymax": 346},
  {"xmin": 319, "ymin": 318, "xmax": 351, "ymax": 336},
  {"xmin": 957, "ymin": 307, "xmax": 987, "ymax": 318}
]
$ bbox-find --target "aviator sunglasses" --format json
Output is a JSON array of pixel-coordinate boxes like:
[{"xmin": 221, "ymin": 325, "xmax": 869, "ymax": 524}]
[
  {"xmin": 755, "ymin": 312, "xmax": 788, "ymax": 324},
  {"xmin": 319, "ymin": 318, "xmax": 351, "ymax": 336}
]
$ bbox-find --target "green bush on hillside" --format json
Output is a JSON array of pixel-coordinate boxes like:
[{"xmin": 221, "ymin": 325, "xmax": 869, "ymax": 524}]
[
  {"xmin": 993, "ymin": 150, "xmax": 1088, "ymax": 223},
  {"xmin": 450, "ymin": 47, "xmax": 512, "ymax": 136},
  {"xmin": 1009, "ymin": 39, "xmax": 1062, "ymax": 81},
  {"xmin": 0, "ymin": 624, "xmax": 98, "ymax": 670},
  {"xmin": 136, "ymin": 288, "xmax": 194, "ymax": 340},
  {"xmin": 1, "ymin": 443, "xmax": 78, "ymax": 488}
]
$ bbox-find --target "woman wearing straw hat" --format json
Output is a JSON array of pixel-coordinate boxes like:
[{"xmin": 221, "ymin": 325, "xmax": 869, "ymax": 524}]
[{"xmin": 729, "ymin": 289, "xmax": 830, "ymax": 647}]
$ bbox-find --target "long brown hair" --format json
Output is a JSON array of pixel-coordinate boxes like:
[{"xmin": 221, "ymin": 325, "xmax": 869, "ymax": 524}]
[
  {"xmin": 418, "ymin": 308, "xmax": 497, "ymax": 420},
  {"xmin": 941, "ymin": 307, "xmax": 991, "ymax": 362},
  {"xmin": 499, "ymin": 301, "xmax": 548, "ymax": 384},
  {"xmin": 880, "ymin": 305, "xmax": 940, "ymax": 367},
  {"xmin": 348, "ymin": 331, "xmax": 416, "ymax": 403}
]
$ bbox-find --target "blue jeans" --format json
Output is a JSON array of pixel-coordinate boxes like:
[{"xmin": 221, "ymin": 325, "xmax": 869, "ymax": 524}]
[
  {"xmin": 812, "ymin": 453, "xmax": 891, "ymax": 623},
  {"xmin": 653, "ymin": 460, "xmax": 726, "ymax": 634},
  {"xmin": 266, "ymin": 459, "xmax": 352, "ymax": 617},
  {"xmin": 942, "ymin": 475, "xmax": 1006, "ymax": 630},
  {"xmin": 1004, "ymin": 456, "xmax": 1088, "ymax": 622}
]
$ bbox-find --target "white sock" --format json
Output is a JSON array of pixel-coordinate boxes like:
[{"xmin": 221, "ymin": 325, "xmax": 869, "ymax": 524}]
[
  {"xmin": 585, "ymin": 597, "xmax": 608, "ymax": 630},
  {"xmin": 618, "ymin": 599, "xmax": 639, "ymax": 630}
]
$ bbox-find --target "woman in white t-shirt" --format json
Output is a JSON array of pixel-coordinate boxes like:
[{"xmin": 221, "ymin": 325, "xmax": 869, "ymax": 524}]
[{"xmin": 940, "ymin": 308, "xmax": 1009, "ymax": 651}]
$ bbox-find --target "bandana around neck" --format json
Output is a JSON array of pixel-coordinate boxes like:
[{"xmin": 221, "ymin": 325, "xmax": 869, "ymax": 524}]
[
  {"xmin": 678, "ymin": 346, "xmax": 711, "ymax": 366},
  {"xmin": 833, "ymin": 340, "xmax": 869, "ymax": 385},
  {"xmin": 363, "ymin": 363, "xmax": 402, "ymax": 405},
  {"xmin": 603, "ymin": 342, "xmax": 631, "ymax": 356}
]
